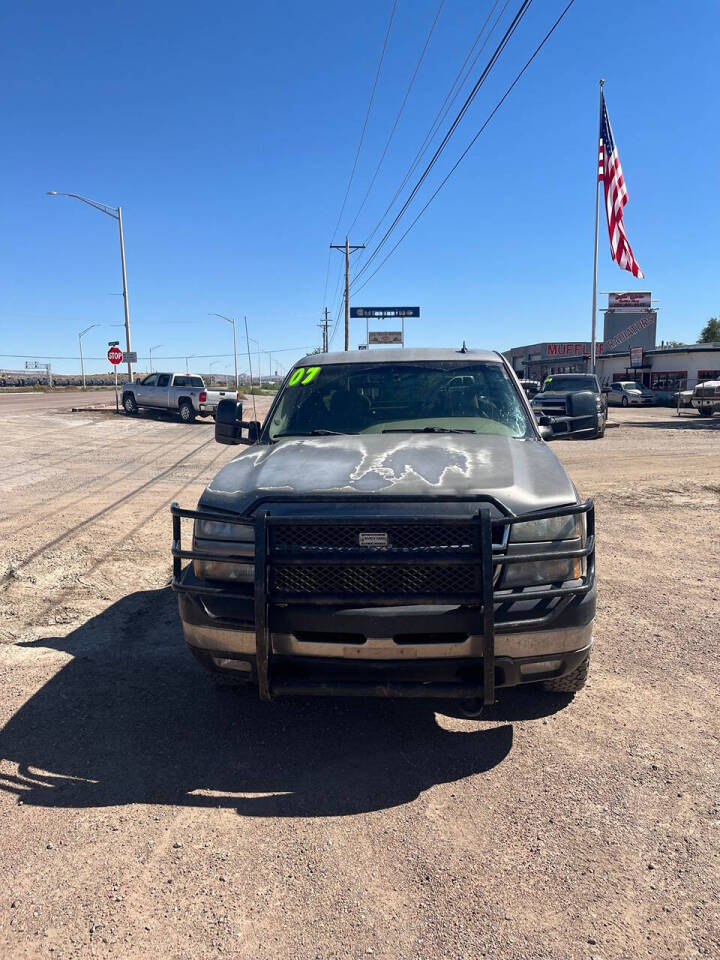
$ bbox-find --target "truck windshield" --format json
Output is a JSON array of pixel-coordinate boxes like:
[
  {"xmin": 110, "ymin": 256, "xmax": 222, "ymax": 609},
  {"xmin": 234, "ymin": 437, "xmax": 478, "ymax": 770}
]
[
  {"xmin": 541, "ymin": 376, "xmax": 597, "ymax": 392},
  {"xmin": 267, "ymin": 361, "xmax": 533, "ymax": 440}
]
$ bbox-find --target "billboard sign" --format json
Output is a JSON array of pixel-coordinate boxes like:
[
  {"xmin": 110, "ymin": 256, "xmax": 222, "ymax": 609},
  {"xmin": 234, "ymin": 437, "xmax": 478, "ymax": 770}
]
[
  {"xmin": 630, "ymin": 346, "xmax": 644, "ymax": 368},
  {"xmin": 603, "ymin": 310, "xmax": 657, "ymax": 354},
  {"xmin": 608, "ymin": 291, "xmax": 651, "ymax": 309},
  {"xmin": 368, "ymin": 331, "xmax": 403, "ymax": 344},
  {"xmin": 350, "ymin": 307, "xmax": 419, "ymax": 318}
]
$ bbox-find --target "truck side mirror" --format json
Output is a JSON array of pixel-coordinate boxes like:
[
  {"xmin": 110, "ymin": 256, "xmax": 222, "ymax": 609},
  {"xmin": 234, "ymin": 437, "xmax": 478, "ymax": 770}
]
[
  {"xmin": 215, "ymin": 399, "xmax": 262, "ymax": 445},
  {"xmin": 565, "ymin": 391, "xmax": 600, "ymax": 437},
  {"xmin": 539, "ymin": 392, "xmax": 599, "ymax": 441}
]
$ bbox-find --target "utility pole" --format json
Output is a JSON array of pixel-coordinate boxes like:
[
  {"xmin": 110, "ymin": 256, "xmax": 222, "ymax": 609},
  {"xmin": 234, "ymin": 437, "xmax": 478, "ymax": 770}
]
[
  {"xmin": 318, "ymin": 307, "xmax": 330, "ymax": 353},
  {"xmin": 330, "ymin": 236, "xmax": 365, "ymax": 350}
]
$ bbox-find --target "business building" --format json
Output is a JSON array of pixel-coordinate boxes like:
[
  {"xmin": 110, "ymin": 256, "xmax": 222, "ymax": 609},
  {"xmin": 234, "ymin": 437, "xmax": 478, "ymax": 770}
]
[{"xmin": 503, "ymin": 291, "xmax": 720, "ymax": 392}]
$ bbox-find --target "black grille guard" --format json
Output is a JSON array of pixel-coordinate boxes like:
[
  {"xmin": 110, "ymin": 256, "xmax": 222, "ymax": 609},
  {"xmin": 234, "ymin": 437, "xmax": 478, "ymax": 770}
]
[{"xmin": 171, "ymin": 496, "xmax": 595, "ymax": 704}]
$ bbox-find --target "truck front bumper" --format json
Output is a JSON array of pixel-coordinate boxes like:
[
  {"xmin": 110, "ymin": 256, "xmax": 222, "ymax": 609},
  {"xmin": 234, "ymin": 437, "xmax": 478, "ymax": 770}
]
[
  {"xmin": 178, "ymin": 580, "xmax": 593, "ymax": 696},
  {"xmin": 171, "ymin": 498, "xmax": 596, "ymax": 705}
]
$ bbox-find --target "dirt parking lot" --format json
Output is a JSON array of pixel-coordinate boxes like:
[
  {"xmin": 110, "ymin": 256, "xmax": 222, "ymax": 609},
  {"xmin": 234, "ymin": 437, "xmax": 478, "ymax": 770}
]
[{"xmin": 0, "ymin": 400, "xmax": 718, "ymax": 960}]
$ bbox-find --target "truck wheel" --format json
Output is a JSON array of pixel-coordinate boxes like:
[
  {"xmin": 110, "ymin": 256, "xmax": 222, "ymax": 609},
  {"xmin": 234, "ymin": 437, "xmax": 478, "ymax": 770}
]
[
  {"xmin": 123, "ymin": 393, "xmax": 138, "ymax": 415},
  {"xmin": 179, "ymin": 401, "xmax": 196, "ymax": 423},
  {"xmin": 541, "ymin": 654, "xmax": 590, "ymax": 694},
  {"xmin": 698, "ymin": 406, "xmax": 714, "ymax": 417}
]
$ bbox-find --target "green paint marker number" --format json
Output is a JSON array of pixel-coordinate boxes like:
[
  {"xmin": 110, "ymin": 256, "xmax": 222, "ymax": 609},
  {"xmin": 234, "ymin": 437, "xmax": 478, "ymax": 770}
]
[{"xmin": 288, "ymin": 366, "xmax": 321, "ymax": 386}]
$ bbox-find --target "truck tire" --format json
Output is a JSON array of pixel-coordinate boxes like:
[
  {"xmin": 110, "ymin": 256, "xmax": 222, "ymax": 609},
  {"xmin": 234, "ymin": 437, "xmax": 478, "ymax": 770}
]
[
  {"xmin": 541, "ymin": 654, "xmax": 590, "ymax": 694},
  {"xmin": 179, "ymin": 401, "xmax": 196, "ymax": 423},
  {"xmin": 698, "ymin": 406, "xmax": 714, "ymax": 417},
  {"xmin": 123, "ymin": 393, "xmax": 138, "ymax": 415}
]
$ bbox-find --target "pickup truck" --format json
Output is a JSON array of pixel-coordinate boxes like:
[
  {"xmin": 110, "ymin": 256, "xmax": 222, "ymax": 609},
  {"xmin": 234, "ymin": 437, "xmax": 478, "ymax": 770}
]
[
  {"xmin": 531, "ymin": 373, "xmax": 606, "ymax": 438},
  {"xmin": 122, "ymin": 373, "xmax": 238, "ymax": 422},
  {"xmin": 691, "ymin": 380, "xmax": 720, "ymax": 417},
  {"xmin": 171, "ymin": 348, "xmax": 598, "ymax": 714}
]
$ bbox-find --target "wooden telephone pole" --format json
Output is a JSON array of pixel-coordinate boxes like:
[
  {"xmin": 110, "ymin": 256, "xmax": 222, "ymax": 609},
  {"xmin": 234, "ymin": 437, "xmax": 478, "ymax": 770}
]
[
  {"xmin": 330, "ymin": 236, "xmax": 365, "ymax": 350},
  {"xmin": 318, "ymin": 307, "xmax": 330, "ymax": 353}
]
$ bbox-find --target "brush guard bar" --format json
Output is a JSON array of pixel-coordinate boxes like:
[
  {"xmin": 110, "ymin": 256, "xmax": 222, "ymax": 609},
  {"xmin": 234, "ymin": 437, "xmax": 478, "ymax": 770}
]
[{"xmin": 171, "ymin": 498, "xmax": 595, "ymax": 704}]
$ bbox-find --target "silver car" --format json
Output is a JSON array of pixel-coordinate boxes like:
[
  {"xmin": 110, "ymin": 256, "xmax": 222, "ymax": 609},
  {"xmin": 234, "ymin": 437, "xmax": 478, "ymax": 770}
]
[{"xmin": 606, "ymin": 381, "xmax": 655, "ymax": 407}]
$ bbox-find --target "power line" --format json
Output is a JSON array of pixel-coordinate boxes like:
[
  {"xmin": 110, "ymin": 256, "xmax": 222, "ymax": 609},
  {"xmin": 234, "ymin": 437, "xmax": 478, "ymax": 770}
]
[
  {"xmin": 358, "ymin": 0, "xmax": 508, "ymax": 252},
  {"xmin": 344, "ymin": 0, "xmax": 447, "ymax": 238},
  {"xmin": 328, "ymin": 0, "xmax": 399, "ymax": 243},
  {"xmin": 350, "ymin": 0, "xmax": 579, "ymax": 296},
  {"xmin": 351, "ymin": 0, "xmax": 535, "ymax": 288},
  {"xmin": 0, "ymin": 347, "xmax": 313, "ymax": 361}
]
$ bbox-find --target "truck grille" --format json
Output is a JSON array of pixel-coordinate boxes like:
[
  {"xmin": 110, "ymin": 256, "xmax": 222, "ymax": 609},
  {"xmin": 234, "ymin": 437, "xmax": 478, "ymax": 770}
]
[
  {"xmin": 532, "ymin": 398, "xmax": 567, "ymax": 416},
  {"xmin": 272, "ymin": 521, "xmax": 503, "ymax": 552},
  {"xmin": 271, "ymin": 563, "xmax": 478, "ymax": 597}
]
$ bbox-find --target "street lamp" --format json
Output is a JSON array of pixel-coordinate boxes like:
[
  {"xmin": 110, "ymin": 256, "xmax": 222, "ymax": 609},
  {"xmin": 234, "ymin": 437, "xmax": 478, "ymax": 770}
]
[
  {"xmin": 208, "ymin": 314, "xmax": 238, "ymax": 392},
  {"xmin": 246, "ymin": 332, "xmax": 262, "ymax": 391},
  {"xmin": 149, "ymin": 344, "xmax": 163, "ymax": 373},
  {"xmin": 78, "ymin": 323, "xmax": 100, "ymax": 389},
  {"xmin": 46, "ymin": 191, "xmax": 134, "ymax": 383}
]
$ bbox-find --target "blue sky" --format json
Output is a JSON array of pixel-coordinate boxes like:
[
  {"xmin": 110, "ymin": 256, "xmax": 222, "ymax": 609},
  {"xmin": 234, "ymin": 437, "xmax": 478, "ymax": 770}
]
[{"xmin": 1, "ymin": 0, "xmax": 717, "ymax": 375}]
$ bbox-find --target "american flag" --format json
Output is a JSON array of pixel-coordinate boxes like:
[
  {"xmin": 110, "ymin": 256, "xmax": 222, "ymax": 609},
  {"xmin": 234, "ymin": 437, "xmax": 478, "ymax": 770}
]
[{"xmin": 598, "ymin": 94, "xmax": 644, "ymax": 278}]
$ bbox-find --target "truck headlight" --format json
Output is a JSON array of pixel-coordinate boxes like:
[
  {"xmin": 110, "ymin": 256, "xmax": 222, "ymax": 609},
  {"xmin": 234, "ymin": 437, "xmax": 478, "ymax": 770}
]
[
  {"xmin": 509, "ymin": 514, "xmax": 582, "ymax": 543},
  {"xmin": 194, "ymin": 559, "xmax": 254, "ymax": 582},
  {"xmin": 193, "ymin": 518, "xmax": 254, "ymax": 582},
  {"xmin": 503, "ymin": 512, "xmax": 585, "ymax": 587},
  {"xmin": 502, "ymin": 555, "xmax": 582, "ymax": 587}
]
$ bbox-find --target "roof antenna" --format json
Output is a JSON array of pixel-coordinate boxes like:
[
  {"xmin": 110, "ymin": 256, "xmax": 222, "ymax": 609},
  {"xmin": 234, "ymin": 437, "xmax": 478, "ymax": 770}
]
[{"xmin": 459, "ymin": 340, "xmax": 468, "ymax": 354}]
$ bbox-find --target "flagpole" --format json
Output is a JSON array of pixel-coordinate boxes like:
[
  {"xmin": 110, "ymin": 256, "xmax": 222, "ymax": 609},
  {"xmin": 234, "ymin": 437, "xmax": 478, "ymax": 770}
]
[{"xmin": 590, "ymin": 78, "xmax": 605, "ymax": 375}]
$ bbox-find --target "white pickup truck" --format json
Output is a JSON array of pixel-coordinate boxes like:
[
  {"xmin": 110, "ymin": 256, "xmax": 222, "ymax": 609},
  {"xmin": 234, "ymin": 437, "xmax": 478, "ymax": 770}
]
[
  {"xmin": 691, "ymin": 380, "xmax": 720, "ymax": 417},
  {"xmin": 122, "ymin": 372, "xmax": 238, "ymax": 422}
]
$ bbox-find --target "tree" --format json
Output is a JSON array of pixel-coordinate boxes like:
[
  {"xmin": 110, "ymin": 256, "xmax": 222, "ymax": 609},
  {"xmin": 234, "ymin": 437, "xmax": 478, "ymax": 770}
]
[
  {"xmin": 698, "ymin": 318, "xmax": 720, "ymax": 343},
  {"xmin": 664, "ymin": 340, "xmax": 684, "ymax": 347}
]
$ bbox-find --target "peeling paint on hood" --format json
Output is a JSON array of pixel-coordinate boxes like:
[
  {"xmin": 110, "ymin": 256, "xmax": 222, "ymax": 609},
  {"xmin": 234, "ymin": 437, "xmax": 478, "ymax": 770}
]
[{"xmin": 199, "ymin": 434, "xmax": 577, "ymax": 516}]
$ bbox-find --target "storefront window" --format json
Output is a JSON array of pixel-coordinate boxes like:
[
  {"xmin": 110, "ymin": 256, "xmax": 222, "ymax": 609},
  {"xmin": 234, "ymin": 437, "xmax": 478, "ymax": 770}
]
[
  {"xmin": 651, "ymin": 371, "xmax": 687, "ymax": 391},
  {"xmin": 697, "ymin": 369, "xmax": 720, "ymax": 382}
]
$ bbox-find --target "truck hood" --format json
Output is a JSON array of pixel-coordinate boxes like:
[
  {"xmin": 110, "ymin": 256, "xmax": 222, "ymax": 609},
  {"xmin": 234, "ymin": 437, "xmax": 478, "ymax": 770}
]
[{"xmin": 199, "ymin": 434, "xmax": 577, "ymax": 516}]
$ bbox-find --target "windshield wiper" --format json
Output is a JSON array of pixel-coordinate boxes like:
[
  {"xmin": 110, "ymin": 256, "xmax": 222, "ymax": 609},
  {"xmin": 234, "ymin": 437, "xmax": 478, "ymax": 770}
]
[
  {"xmin": 381, "ymin": 427, "xmax": 477, "ymax": 434},
  {"xmin": 274, "ymin": 429, "xmax": 349, "ymax": 438}
]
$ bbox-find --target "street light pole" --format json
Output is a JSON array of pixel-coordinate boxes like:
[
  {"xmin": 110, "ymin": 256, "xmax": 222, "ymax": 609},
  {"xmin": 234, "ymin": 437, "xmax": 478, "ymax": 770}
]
[
  {"xmin": 149, "ymin": 344, "xmax": 163, "ymax": 373},
  {"xmin": 117, "ymin": 207, "xmax": 133, "ymax": 383},
  {"xmin": 247, "ymin": 335, "xmax": 261, "ymax": 390},
  {"xmin": 78, "ymin": 323, "xmax": 100, "ymax": 389},
  {"xmin": 209, "ymin": 314, "xmax": 239, "ymax": 392},
  {"xmin": 46, "ymin": 191, "xmax": 135, "ymax": 382}
]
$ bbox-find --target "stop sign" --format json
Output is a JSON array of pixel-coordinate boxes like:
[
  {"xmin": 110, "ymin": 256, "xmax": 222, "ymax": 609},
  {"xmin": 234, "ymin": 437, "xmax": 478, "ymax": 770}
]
[{"xmin": 108, "ymin": 346, "xmax": 123, "ymax": 365}]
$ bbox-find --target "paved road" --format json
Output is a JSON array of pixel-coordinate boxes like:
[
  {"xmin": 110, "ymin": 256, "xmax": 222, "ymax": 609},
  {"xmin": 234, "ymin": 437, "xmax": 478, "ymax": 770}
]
[{"xmin": 0, "ymin": 390, "xmax": 118, "ymax": 414}]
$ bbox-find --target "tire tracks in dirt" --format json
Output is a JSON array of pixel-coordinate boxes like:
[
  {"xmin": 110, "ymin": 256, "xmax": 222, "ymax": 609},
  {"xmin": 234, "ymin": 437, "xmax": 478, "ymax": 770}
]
[
  {"xmin": 1, "ymin": 430, "xmax": 194, "ymax": 531},
  {"xmin": 0, "ymin": 434, "xmax": 218, "ymax": 589}
]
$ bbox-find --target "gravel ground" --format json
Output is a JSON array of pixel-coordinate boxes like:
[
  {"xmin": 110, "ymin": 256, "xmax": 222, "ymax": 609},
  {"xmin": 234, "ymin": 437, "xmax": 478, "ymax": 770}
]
[{"xmin": 0, "ymin": 402, "xmax": 718, "ymax": 959}]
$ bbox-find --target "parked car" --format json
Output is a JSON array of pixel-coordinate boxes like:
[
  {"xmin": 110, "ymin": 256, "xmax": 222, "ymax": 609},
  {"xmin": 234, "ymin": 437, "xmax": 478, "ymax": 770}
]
[
  {"xmin": 122, "ymin": 373, "xmax": 237, "ymax": 422},
  {"xmin": 531, "ymin": 373, "xmax": 606, "ymax": 438},
  {"xmin": 518, "ymin": 379, "xmax": 541, "ymax": 398},
  {"xmin": 171, "ymin": 347, "xmax": 599, "ymax": 713},
  {"xmin": 605, "ymin": 381, "xmax": 655, "ymax": 407},
  {"xmin": 691, "ymin": 380, "xmax": 720, "ymax": 417}
]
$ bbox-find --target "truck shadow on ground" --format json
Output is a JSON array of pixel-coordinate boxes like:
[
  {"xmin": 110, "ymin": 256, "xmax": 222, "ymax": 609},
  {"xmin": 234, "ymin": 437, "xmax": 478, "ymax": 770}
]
[{"xmin": 0, "ymin": 589, "xmax": 569, "ymax": 817}]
